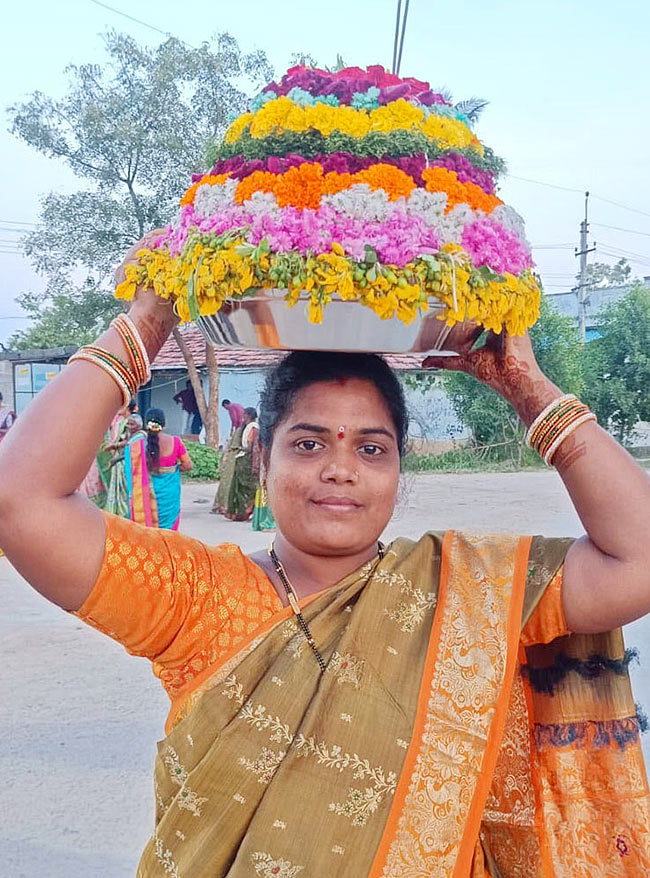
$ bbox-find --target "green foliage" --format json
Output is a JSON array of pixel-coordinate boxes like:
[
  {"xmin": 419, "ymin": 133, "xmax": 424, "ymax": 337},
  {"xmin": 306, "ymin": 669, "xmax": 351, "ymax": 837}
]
[
  {"xmin": 584, "ymin": 258, "xmax": 631, "ymax": 288},
  {"xmin": 10, "ymin": 284, "xmax": 122, "ymax": 350},
  {"xmin": 442, "ymin": 294, "xmax": 584, "ymax": 464},
  {"xmin": 183, "ymin": 441, "xmax": 221, "ymax": 480},
  {"xmin": 582, "ymin": 282, "xmax": 650, "ymax": 443},
  {"xmin": 402, "ymin": 445, "xmax": 543, "ymax": 473},
  {"xmin": 9, "ymin": 30, "xmax": 272, "ymax": 348}
]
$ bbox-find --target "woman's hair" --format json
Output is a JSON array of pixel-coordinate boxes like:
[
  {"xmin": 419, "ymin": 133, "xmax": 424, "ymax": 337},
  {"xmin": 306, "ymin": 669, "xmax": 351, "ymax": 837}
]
[
  {"xmin": 259, "ymin": 352, "xmax": 408, "ymax": 457},
  {"xmin": 144, "ymin": 407, "xmax": 166, "ymax": 472},
  {"xmin": 244, "ymin": 406, "xmax": 258, "ymax": 421}
]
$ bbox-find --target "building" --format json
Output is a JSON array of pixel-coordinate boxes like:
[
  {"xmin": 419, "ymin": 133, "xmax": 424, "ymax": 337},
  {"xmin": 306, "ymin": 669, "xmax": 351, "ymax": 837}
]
[
  {"xmin": 0, "ymin": 327, "xmax": 467, "ymax": 446},
  {"xmin": 546, "ymin": 277, "xmax": 650, "ymax": 338},
  {"xmin": 0, "ymin": 345, "xmax": 77, "ymax": 415},
  {"xmin": 148, "ymin": 326, "xmax": 467, "ymax": 446}
]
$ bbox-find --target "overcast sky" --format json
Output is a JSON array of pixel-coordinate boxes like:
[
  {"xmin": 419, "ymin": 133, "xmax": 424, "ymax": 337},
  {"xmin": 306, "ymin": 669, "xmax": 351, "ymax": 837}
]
[{"xmin": 1, "ymin": 0, "xmax": 649, "ymax": 342}]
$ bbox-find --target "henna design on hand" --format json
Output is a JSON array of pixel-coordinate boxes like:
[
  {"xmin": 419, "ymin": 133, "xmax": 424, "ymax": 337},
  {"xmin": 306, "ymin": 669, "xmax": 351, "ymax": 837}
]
[
  {"xmin": 424, "ymin": 333, "xmax": 560, "ymax": 427},
  {"xmin": 552, "ymin": 435, "xmax": 588, "ymax": 473},
  {"xmin": 130, "ymin": 308, "xmax": 176, "ymax": 359}
]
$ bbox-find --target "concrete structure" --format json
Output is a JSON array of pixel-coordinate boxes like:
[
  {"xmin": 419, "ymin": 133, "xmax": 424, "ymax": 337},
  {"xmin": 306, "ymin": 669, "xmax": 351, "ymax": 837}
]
[
  {"xmin": 546, "ymin": 277, "xmax": 650, "ymax": 338},
  {"xmin": 0, "ymin": 345, "xmax": 76, "ymax": 415},
  {"xmin": 148, "ymin": 326, "xmax": 467, "ymax": 446},
  {"xmin": 0, "ymin": 329, "xmax": 468, "ymax": 446}
]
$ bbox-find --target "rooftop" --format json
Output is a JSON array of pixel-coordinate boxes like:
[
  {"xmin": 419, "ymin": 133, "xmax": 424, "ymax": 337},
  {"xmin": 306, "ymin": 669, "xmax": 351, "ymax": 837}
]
[{"xmin": 153, "ymin": 326, "xmax": 426, "ymax": 371}]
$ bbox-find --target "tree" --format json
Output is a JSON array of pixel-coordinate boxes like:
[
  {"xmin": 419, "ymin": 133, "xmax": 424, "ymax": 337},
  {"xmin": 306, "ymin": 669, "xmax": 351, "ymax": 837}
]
[
  {"xmin": 584, "ymin": 258, "xmax": 632, "ymax": 288},
  {"xmin": 442, "ymin": 294, "xmax": 584, "ymax": 466},
  {"xmin": 9, "ymin": 30, "xmax": 273, "ymax": 446},
  {"xmin": 582, "ymin": 282, "xmax": 650, "ymax": 444}
]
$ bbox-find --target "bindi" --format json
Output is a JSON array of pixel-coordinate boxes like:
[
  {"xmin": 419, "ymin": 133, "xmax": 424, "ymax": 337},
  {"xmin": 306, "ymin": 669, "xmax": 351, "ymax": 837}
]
[{"xmin": 337, "ymin": 426, "xmax": 345, "ymax": 440}]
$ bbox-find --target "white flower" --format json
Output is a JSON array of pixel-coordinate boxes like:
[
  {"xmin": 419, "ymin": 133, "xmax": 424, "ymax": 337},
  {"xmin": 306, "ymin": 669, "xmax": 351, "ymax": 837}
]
[
  {"xmin": 491, "ymin": 204, "xmax": 529, "ymax": 244},
  {"xmin": 244, "ymin": 190, "xmax": 281, "ymax": 219},
  {"xmin": 438, "ymin": 204, "xmax": 477, "ymax": 244},
  {"xmin": 323, "ymin": 184, "xmax": 392, "ymax": 221},
  {"xmin": 404, "ymin": 188, "xmax": 448, "ymax": 227},
  {"xmin": 193, "ymin": 177, "xmax": 239, "ymax": 217}
]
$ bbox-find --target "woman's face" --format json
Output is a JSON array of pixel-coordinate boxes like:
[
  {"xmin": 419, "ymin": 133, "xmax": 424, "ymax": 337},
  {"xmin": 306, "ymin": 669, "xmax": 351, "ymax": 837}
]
[{"xmin": 266, "ymin": 379, "xmax": 401, "ymax": 557}]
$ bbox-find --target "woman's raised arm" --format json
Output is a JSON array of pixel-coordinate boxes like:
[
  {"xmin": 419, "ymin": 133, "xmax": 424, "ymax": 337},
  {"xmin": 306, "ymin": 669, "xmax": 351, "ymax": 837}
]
[
  {"xmin": 0, "ymin": 234, "xmax": 177, "ymax": 611},
  {"xmin": 425, "ymin": 331, "xmax": 650, "ymax": 634}
]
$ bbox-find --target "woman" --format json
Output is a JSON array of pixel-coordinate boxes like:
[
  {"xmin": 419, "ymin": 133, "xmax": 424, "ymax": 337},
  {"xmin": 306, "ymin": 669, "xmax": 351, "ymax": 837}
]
[
  {"xmin": 212, "ymin": 417, "xmax": 244, "ymax": 515},
  {"xmin": 0, "ymin": 240, "xmax": 649, "ymax": 876},
  {"xmin": 78, "ymin": 405, "xmax": 128, "ymax": 508},
  {"xmin": 225, "ymin": 406, "xmax": 261, "ymax": 522},
  {"xmin": 124, "ymin": 407, "xmax": 193, "ymax": 530},
  {"xmin": 104, "ymin": 406, "xmax": 131, "ymax": 517}
]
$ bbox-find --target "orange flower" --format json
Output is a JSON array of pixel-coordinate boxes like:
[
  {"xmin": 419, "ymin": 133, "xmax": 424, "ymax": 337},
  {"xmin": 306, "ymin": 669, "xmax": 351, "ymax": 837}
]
[
  {"xmin": 274, "ymin": 162, "xmax": 324, "ymax": 209},
  {"xmin": 422, "ymin": 166, "xmax": 502, "ymax": 213},
  {"xmin": 234, "ymin": 171, "xmax": 278, "ymax": 204},
  {"xmin": 322, "ymin": 171, "xmax": 355, "ymax": 195},
  {"xmin": 180, "ymin": 174, "xmax": 230, "ymax": 207},
  {"xmin": 356, "ymin": 164, "xmax": 415, "ymax": 200}
]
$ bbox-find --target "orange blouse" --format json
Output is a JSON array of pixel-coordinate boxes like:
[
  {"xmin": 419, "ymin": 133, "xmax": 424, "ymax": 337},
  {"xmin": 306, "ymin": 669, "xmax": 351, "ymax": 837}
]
[{"xmin": 75, "ymin": 513, "xmax": 569, "ymax": 722}]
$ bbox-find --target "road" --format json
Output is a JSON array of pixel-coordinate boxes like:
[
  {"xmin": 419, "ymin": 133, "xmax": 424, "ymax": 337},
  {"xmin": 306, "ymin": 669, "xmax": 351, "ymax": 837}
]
[{"xmin": 1, "ymin": 471, "xmax": 648, "ymax": 877}]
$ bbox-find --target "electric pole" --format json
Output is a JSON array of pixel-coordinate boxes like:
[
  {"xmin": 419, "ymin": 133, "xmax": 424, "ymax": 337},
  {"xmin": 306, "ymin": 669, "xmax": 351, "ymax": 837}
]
[{"xmin": 574, "ymin": 191, "xmax": 596, "ymax": 343}]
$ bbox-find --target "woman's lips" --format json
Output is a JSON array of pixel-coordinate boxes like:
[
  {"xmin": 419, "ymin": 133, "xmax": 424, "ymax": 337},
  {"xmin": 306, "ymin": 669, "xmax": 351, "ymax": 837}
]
[{"xmin": 311, "ymin": 496, "xmax": 362, "ymax": 512}]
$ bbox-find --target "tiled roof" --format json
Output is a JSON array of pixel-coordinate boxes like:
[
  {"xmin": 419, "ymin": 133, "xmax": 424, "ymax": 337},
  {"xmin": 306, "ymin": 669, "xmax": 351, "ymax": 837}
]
[{"xmin": 153, "ymin": 326, "xmax": 425, "ymax": 371}]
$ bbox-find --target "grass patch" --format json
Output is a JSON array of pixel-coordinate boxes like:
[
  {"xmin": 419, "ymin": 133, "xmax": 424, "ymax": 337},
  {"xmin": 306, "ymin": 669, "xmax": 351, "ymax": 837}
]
[{"xmin": 183, "ymin": 441, "xmax": 221, "ymax": 480}]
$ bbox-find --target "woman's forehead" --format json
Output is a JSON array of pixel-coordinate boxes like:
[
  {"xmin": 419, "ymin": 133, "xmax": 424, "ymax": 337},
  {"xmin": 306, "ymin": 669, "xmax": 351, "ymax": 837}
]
[{"xmin": 284, "ymin": 379, "xmax": 394, "ymax": 426}]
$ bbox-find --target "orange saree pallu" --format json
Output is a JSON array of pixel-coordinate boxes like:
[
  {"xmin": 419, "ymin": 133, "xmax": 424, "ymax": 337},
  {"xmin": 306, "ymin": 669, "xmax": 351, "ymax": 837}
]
[{"xmin": 81, "ymin": 523, "xmax": 649, "ymax": 877}]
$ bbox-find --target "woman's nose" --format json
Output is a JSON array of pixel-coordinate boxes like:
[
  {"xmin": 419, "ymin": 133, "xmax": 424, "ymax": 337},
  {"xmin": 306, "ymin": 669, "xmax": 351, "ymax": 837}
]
[{"xmin": 320, "ymin": 455, "xmax": 359, "ymax": 484}]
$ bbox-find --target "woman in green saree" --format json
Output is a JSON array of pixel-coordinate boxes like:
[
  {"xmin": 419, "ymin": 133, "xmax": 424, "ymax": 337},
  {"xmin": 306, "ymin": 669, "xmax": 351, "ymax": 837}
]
[
  {"xmin": 226, "ymin": 407, "xmax": 261, "ymax": 522},
  {"xmin": 1, "ymin": 257, "xmax": 650, "ymax": 876},
  {"xmin": 213, "ymin": 423, "xmax": 244, "ymax": 515}
]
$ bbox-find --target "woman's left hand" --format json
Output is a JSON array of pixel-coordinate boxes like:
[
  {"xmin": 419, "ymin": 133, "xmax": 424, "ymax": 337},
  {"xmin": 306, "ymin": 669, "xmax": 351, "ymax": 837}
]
[{"xmin": 423, "ymin": 330, "xmax": 560, "ymax": 427}]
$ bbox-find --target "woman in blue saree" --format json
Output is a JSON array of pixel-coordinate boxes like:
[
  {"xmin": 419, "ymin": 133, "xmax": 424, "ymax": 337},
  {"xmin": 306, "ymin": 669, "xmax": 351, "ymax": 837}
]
[{"xmin": 124, "ymin": 407, "xmax": 193, "ymax": 529}]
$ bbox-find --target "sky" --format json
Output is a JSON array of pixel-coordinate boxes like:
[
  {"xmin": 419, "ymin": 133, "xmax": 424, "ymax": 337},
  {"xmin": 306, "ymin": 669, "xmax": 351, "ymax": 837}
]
[{"xmin": 1, "ymin": 0, "xmax": 649, "ymax": 343}]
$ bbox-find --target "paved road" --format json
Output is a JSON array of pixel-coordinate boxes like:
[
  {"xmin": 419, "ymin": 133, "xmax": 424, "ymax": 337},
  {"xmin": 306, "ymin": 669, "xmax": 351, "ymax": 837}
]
[{"xmin": 1, "ymin": 472, "xmax": 648, "ymax": 877}]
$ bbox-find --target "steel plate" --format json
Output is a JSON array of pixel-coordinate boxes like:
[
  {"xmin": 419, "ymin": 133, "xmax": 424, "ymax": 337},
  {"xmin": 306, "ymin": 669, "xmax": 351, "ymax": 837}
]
[{"xmin": 197, "ymin": 291, "xmax": 480, "ymax": 355}]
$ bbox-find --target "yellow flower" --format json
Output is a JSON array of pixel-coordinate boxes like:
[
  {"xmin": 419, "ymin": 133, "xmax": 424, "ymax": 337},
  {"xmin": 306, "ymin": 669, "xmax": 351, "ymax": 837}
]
[{"xmin": 224, "ymin": 112, "xmax": 253, "ymax": 144}]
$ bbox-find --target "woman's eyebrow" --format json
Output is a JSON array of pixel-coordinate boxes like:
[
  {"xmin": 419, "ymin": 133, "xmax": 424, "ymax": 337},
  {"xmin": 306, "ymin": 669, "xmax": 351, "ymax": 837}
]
[
  {"xmin": 288, "ymin": 422, "xmax": 329, "ymax": 433},
  {"xmin": 358, "ymin": 427, "xmax": 395, "ymax": 439}
]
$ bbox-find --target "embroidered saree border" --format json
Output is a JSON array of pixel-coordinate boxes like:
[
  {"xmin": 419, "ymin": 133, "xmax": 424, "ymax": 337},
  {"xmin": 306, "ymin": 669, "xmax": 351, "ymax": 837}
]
[{"xmin": 370, "ymin": 531, "xmax": 531, "ymax": 877}]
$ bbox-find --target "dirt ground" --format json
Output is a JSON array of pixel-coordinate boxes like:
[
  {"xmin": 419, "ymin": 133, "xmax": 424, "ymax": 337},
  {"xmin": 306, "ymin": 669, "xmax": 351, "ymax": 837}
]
[{"xmin": 2, "ymin": 472, "xmax": 649, "ymax": 877}]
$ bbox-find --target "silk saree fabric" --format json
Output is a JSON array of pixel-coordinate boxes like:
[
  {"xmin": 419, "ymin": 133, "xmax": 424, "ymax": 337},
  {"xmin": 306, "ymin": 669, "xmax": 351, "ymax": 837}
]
[{"xmin": 75, "ymin": 514, "xmax": 650, "ymax": 876}]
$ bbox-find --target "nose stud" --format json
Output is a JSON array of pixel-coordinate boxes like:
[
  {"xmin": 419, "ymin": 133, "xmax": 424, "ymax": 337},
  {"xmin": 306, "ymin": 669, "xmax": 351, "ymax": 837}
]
[{"xmin": 337, "ymin": 426, "xmax": 345, "ymax": 440}]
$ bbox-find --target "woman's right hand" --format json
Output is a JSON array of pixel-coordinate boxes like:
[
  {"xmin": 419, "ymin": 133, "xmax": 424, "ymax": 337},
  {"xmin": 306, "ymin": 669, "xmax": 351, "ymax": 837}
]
[{"xmin": 115, "ymin": 228, "xmax": 179, "ymax": 358}]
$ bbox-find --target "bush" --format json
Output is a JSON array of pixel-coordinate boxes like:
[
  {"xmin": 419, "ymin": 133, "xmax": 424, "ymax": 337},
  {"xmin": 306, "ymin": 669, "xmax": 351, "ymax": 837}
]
[
  {"xmin": 183, "ymin": 442, "xmax": 221, "ymax": 480},
  {"xmin": 402, "ymin": 444, "xmax": 544, "ymax": 473}
]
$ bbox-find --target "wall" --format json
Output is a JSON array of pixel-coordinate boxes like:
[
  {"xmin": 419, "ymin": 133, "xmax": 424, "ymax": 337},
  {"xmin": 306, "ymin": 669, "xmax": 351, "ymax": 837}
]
[
  {"xmin": 148, "ymin": 368, "xmax": 466, "ymax": 447},
  {"xmin": 0, "ymin": 361, "xmax": 13, "ymax": 409},
  {"xmin": 148, "ymin": 369, "xmax": 267, "ymax": 445}
]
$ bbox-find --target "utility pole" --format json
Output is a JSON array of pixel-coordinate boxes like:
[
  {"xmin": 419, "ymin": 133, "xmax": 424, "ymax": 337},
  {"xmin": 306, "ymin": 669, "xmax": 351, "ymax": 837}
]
[{"xmin": 574, "ymin": 191, "xmax": 596, "ymax": 343}]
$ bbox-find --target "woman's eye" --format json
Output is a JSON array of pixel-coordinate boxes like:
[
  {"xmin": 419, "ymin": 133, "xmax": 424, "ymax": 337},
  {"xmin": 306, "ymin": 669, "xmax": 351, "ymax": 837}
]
[
  {"xmin": 360, "ymin": 444, "xmax": 384, "ymax": 456},
  {"xmin": 296, "ymin": 439, "xmax": 323, "ymax": 452}
]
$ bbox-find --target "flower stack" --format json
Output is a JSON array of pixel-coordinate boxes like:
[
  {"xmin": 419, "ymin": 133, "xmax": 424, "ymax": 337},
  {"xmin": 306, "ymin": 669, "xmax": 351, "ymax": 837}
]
[{"xmin": 116, "ymin": 64, "xmax": 541, "ymax": 336}]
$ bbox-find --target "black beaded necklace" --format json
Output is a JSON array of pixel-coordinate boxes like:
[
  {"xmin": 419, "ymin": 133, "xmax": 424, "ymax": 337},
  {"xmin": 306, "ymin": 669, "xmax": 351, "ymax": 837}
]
[{"xmin": 268, "ymin": 541, "xmax": 385, "ymax": 673}]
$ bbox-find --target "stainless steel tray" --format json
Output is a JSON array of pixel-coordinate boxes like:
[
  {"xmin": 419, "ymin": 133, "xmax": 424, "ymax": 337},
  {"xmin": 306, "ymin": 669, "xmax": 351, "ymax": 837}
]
[{"xmin": 197, "ymin": 290, "xmax": 479, "ymax": 355}]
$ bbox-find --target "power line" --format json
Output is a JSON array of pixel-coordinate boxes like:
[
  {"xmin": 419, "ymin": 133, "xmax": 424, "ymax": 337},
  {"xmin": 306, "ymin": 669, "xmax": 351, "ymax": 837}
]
[
  {"xmin": 88, "ymin": 0, "xmax": 197, "ymax": 49},
  {"xmin": 507, "ymin": 175, "xmax": 650, "ymax": 221},
  {"xmin": 592, "ymin": 222, "xmax": 650, "ymax": 238},
  {"xmin": 592, "ymin": 195, "xmax": 650, "ymax": 220},
  {"xmin": 506, "ymin": 174, "xmax": 584, "ymax": 194},
  {"xmin": 0, "ymin": 219, "xmax": 39, "ymax": 227}
]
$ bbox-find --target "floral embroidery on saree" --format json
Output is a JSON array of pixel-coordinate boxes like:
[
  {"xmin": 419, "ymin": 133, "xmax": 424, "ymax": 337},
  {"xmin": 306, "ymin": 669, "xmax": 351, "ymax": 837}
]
[
  {"xmin": 251, "ymin": 851, "xmax": 303, "ymax": 876},
  {"xmin": 370, "ymin": 531, "xmax": 530, "ymax": 877}
]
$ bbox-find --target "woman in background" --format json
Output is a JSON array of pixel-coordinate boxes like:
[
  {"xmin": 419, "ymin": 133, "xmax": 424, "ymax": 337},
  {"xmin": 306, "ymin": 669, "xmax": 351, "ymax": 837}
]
[
  {"xmin": 125, "ymin": 407, "xmax": 193, "ymax": 529},
  {"xmin": 225, "ymin": 407, "xmax": 260, "ymax": 521}
]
